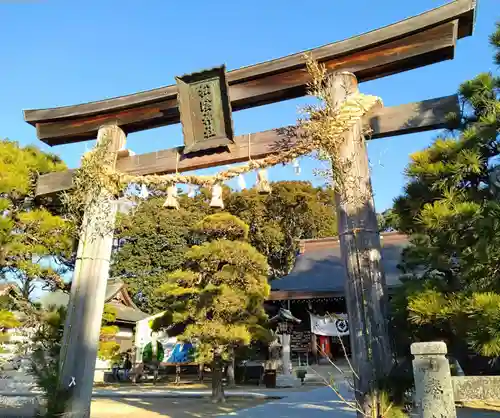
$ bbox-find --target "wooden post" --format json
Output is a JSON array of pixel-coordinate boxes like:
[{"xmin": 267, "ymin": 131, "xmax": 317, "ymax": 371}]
[
  {"xmin": 311, "ymin": 333, "xmax": 318, "ymax": 363},
  {"xmin": 58, "ymin": 125, "xmax": 126, "ymax": 418},
  {"xmin": 329, "ymin": 72, "xmax": 392, "ymax": 416}
]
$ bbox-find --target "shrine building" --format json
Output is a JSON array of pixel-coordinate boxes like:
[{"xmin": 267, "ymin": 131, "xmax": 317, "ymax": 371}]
[
  {"xmin": 266, "ymin": 231, "xmax": 409, "ymax": 363},
  {"xmin": 42, "ymin": 278, "xmax": 148, "ymax": 352}
]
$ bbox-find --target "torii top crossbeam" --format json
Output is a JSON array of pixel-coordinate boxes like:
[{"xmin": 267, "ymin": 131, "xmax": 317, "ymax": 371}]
[{"xmin": 24, "ymin": 0, "xmax": 476, "ymax": 146}]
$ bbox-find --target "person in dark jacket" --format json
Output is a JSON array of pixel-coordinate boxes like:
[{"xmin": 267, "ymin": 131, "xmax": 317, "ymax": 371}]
[{"xmin": 123, "ymin": 353, "xmax": 132, "ymax": 381}]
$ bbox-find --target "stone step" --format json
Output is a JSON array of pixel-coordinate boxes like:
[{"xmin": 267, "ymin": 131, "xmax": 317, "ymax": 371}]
[{"xmin": 275, "ymin": 374, "xmax": 302, "ymax": 388}]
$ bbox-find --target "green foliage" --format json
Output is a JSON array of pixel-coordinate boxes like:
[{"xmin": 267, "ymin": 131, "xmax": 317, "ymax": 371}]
[
  {"xmin": 101, "ymin": 303, "xmax": 117, "ymax": 324},
  {"xmin": 377, "ymin": 208, "xmax": 400, "ymax": 232},
  {"xmin": 194, "ymin": 212, "xmax": 249, "ymax": 241},
  {"xmin": 0, "ymin": 309, "xmax": 20, "ymax": 349},
  {"xmin": 112, "ymin": 181, "xmax": 336, "ymax": 313},
  {"xmin": 378, "ymin": 390, "xmax": 409, "ymax": 418},
  {"xmin": 98, "ymin": 340, "xmax": 121, "ymax": 362},
  {"xmin": 225, "ymin": 181, "xmax": 337, "ymax": 278},
  {"xmin": 97, "ymin": 304, "xmax": 120, "ymax": 361},
  {"xmin": 111, "ymin": 195, "xmax": 207, "ymax": 313},
  {"xmin": 0, "ymin": 309, "xmax": 20, "ymax": 331},
  {"xmin": 0, "ymin": 141, "xmax": 65, "ymax": 198},
  {"xmin": 27, "ymin": 305, "xmax": 71, "ymax": 417},
  {"xmin": 390, "ymin": 24, "xmax": 500, "ymax": 361},
  {"xmin": 0, "ymin": 139, "xmax": 74, "ymax": 300},
  {"xmin": 153, "ymin": 213, "xmax": 271, "ymax": 367},
  {"xmin": 405, "ymin": 291, "xmax": 500, "ymax": 358},
  {"xmin": 491, "ymin": 22, "xmax": 500, "ymax": 66},
  {"xmin": 25, "ymin": 301, "xmax": 121, "ymax": 414}
]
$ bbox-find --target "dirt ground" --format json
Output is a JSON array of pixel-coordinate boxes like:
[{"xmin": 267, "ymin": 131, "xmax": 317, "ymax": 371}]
[
  {"xmin": 94, "ymin": 381, "xmax": 322, "ymax": 392},
  {"xmin": 90, "ymin": 397, "xmax": 268, "ymax": 418},
  {"xmin": 94, "ymin": 381, "xmax": 210, "ymax": 390},
  {"xmin": 0, "ymin": 397, "xmax": 268, "ymax": 418}
]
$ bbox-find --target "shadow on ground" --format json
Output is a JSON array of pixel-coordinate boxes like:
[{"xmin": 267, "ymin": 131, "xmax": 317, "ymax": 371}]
[{"xmin": 90, "ymin": 397, "xmax": 269, "ymax": 418}]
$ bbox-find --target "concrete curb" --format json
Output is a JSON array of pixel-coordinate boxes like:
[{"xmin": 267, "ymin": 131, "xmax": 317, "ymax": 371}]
[{"xmin": 0, "ymin": 390, "xmax": 288, "ymax": 400}]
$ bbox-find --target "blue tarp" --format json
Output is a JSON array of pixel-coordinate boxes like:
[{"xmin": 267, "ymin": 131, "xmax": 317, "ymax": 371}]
[{"xmin": 164, "ymin": 342, "xmax": 194, "ymax": 363}]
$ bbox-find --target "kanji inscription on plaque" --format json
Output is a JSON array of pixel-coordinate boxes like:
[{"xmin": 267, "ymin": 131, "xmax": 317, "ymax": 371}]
[{"xmin": 175, "ymin": 65, "xmax": 234, "ymax": 154}]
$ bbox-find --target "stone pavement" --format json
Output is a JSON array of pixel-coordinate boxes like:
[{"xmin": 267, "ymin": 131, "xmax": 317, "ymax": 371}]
[
  {"xmin": 218, "ymin": 383, "xmax": 357, "ymax": 418},
  {"xmin": 2, "ymin": 384, "xmax": 500, "ymax": 417},
  {"xmin": 215, "ymin": 384, "xmax": 500, "ymax": 418},
  {"xmin": 2, "ymin": 365, "xmax": 499, "ymax": 418},
  {"xmin": 0, "ymin": 387, "xmax": 310, "ymax": 399}
]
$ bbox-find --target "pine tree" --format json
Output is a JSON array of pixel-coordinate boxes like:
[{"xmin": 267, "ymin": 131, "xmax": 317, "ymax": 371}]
[
  {"xmin": 0, "ymin": 140, "xmax": 74, "ymax": 301},
  {"xmin": 152, "ymin": 213, "xmax": 270, "ymax": 402},
  {"xmin": 112, "ymin": 181, "xmax": 336, "ymax": 313},
  {"xmin": 390, "ymin": 23, "xmax": 500, "ymax": 365}
]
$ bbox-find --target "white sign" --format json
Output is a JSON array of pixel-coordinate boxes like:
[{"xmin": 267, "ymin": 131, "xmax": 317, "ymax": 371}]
[{"xmin": 309, "ymin": 313, "xmax": 349, "ymax": 337}]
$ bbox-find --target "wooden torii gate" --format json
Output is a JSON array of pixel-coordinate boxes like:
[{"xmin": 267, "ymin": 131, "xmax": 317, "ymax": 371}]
[{"xmin": 24, "ymin": 1, "xmax": 476, "ymax": 416}]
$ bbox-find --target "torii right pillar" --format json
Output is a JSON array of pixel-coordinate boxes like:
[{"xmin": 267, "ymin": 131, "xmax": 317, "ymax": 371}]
[{"xmin": 330, "ymin": 72, "xmax": 392, "ymax": 417}]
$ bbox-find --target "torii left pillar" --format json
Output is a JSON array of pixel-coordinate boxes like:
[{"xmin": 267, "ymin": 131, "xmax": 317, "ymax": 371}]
[{"xmin": 58, "ymin": 125, "xmax": 126, "ymax": 418}]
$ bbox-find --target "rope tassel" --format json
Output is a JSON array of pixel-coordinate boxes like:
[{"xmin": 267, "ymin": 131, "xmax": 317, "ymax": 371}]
[
  {"xmin": 256, "ymin": 169, "xmax": 271, "ymax": 194},
  {"xmin": 163, "ymin": 185, "xmax": 179, "ymax": 209},
  {"xmin": 210, "ymin": 184, "xmax": 224, "ymax": 208}
]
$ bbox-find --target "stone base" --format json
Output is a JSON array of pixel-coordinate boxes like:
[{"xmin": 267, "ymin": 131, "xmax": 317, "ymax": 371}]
[
  {"xmin": 276, "ymin": 374, "xmax": 301, "ymax": 388},
  {"xmin": 304, "ymin": 373, "xmax": 326, "ymax": 384}
]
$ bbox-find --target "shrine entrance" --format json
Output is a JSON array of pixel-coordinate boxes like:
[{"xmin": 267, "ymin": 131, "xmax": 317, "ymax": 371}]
[{"xmin": 24, "ymin": 1, "xmax": 476, "ymax": 417}]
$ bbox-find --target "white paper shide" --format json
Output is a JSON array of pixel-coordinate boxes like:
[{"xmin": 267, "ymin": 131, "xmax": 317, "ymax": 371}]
[{"xmin": 309, "ymin": 313, "xmax": 349, "ymax": 337}]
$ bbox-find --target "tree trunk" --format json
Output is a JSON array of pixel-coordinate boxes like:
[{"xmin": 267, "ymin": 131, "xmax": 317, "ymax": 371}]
[
  {"xmin": 211, "ymin": 351, "xmax": 225, "ymax": 403},
  {"xmin": 198, "ymin": 363, "xmax": 205, "ymax": 382},
  {"xmin": 227, "ymin": 348, "xmax": 236, "ymax": 388}
]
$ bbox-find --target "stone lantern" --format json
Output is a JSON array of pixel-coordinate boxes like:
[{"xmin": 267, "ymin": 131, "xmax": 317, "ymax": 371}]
[{"xmin": 269, "ymin": 308, "xmax": 301, "ymax": 387}]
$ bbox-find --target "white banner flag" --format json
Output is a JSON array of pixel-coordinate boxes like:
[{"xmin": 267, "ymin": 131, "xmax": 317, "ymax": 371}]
[{"xmin": 309, "ymin": 313, "xmax": 349, "ymax": 337}]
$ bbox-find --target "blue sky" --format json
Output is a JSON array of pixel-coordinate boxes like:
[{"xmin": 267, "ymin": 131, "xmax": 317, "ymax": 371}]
[{"xmin": 0, "ymin": 0, "xmax": 498, "ymax": 212}]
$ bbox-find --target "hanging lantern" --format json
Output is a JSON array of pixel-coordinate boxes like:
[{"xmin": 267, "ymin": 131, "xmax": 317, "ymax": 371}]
[
  {"xmin": 237, "ymin": 174, "xmax": 247, "ymax": 190},
  {"xmin": 139, "ymin": 184, "xmax": 149, "ymax": 199},
  {"xmin": 292, "ymin": 159, "xmax": 301, "ymax": 175},
  {"xmin": 187, "ymin": 185, "xmax": 196, "ymax": 198},
  {"xmin": 163, "ymin": 185, "xmax": 179, "ymax": 209},
  {"xmin": 210, "ymin": 184, "xmax": 224, "ymax": 208},
  {"xmin": 256, "ymin": 169, "xmax": 271, "ymax": 194}
]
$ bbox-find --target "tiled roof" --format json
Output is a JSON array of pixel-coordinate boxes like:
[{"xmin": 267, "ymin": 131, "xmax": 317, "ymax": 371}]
[
  {"xmin": 105, "ymin": 278, "xmax": 127, "ymax": 301},
  {"xmin": 108, "ymin": 302, "xmax": 148, "ymax": 323},
  {"xmin": 271, "ymin": 232, "xmax": 408, "ymax": 294},
  {"xmin": 40, "ymin": 278, "xmax": 146, "ymax": 323}
]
